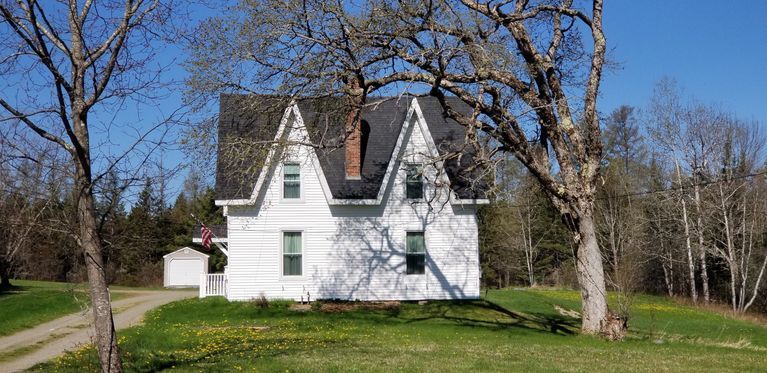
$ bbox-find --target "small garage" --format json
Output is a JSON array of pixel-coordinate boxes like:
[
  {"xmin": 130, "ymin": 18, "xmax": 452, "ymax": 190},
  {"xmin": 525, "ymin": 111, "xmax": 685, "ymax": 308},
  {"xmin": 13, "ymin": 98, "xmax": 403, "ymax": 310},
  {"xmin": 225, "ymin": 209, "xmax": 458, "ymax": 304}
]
[{"xmin": 163, "ymin": 247, "xmax": 209, "ymax": 288}]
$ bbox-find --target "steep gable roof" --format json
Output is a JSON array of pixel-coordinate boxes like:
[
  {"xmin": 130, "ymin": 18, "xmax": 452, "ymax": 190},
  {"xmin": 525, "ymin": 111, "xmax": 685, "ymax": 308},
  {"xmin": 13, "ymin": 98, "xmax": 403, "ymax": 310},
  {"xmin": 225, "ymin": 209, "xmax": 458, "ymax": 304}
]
[
  {"xmin": 298, "ymin": 97, "xmax": 410, "ymax": 199},
  {"xmin": 419, "ymin": 97, "xmax": 490, "ymax": 201},
  {"xmin": 214, "ymin": 94, "xmax": 489, "ymax": 204},
  {"xmin": 215, "ymin": 94, "xmax": 291, "ymax": 200}
]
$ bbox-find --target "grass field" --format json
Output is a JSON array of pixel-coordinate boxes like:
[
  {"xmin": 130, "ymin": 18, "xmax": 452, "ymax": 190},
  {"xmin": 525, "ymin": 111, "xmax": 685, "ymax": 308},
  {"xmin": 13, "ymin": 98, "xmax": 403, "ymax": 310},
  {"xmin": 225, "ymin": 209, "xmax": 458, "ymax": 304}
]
[
  {"xmin": 33, "ymin": 288, "xmax": 767, "ymax": 372},
  {"xmin": 0, "ymin": 280, "xmax": 140, "ymax": 337}
]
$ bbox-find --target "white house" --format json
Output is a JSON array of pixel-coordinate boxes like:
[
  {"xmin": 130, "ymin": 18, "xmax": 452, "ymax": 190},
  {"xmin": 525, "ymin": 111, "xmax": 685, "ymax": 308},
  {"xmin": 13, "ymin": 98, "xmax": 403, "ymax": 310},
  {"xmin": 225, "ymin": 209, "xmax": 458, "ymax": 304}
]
[{"xmin": 203, "ymin": 95, "xmax": 489, "ymax": 301}]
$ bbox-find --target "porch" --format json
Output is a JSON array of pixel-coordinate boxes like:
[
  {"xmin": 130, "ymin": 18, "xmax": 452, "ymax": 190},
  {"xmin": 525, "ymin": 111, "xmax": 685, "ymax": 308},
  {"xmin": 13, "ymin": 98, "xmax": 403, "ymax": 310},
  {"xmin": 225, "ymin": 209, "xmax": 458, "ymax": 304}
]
[{"xmin": 199, "ymin": 273, "xmax": 228, "ymax": 298}]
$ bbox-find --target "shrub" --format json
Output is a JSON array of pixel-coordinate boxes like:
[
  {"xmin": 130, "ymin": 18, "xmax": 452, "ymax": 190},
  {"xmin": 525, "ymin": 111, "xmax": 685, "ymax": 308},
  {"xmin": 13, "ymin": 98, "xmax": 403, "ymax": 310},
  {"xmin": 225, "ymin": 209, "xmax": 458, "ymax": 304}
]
[{"xmin": 252, "ymin": 295, "xmax": 269, "ymax": 308}]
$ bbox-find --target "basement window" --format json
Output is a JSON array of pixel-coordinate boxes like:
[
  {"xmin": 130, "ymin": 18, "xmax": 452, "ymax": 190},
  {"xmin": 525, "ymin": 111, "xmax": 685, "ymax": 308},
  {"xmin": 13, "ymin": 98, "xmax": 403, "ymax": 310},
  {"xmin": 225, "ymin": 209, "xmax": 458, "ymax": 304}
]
[
  {"xmin": 406, "ymin": 232, "xmax": 426, "ymax": 275},
  {"xmin": 406, "ymin": 163, "xmax": 424, "ymax": 199}
]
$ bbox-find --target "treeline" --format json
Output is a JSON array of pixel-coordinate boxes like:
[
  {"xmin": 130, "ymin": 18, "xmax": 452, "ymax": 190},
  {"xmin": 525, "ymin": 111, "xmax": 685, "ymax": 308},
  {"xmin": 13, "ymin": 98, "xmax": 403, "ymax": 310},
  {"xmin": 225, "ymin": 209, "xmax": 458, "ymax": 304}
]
[
  {"xmin": 480, "ymin": 79, "xmax": 767, "ymax": 313},
  {"xmin": 0, "ymin": 150, "xmax": 223, "ymax": 288}
]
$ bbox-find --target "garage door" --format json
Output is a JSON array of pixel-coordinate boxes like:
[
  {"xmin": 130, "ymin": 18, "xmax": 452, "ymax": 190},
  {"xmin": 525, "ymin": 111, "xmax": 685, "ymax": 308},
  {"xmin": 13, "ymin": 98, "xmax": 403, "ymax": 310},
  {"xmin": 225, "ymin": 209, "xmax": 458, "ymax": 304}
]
[{"xmin": 167, "ymin": 258, "xmax": 202, "ymax": 287}]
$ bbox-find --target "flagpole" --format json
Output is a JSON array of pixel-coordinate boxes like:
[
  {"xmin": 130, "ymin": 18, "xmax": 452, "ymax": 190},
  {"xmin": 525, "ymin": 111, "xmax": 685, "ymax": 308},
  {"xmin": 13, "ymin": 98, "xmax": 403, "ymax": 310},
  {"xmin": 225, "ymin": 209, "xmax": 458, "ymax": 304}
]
[{"xmin": 190, "ymin": 213, "xmax": 229, "ymax": 257}]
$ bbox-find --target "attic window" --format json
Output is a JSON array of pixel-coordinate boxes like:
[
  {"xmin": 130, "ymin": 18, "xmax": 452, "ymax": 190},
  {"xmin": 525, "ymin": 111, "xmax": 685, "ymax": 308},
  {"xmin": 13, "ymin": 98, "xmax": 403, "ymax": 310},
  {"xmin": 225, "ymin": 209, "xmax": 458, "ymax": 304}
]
[
  {"xmin": 406, "ymin": 164, "xmax": 424, "ymax": 199},
  {"xmin": 283, "ymin": 163, "xmax": 300, "ymax": 199}
]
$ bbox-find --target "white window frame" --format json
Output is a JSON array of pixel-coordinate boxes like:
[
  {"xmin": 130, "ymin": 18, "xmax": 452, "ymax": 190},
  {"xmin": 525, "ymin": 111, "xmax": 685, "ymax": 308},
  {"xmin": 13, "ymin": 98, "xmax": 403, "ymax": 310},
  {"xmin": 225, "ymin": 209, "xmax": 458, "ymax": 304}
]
[
  {"xmin": 405, "ymin": 230, "xmax": 427, "ymax": 276},
  {"xmin": 405, "ymin": 162, "xmax": 424, "ymax": 200},
  {"xmin": 281, "ymin": 161, "xmax": 304, "ymax": 202},
  {"xmin": 280, "ymin": 229, "xmax": 305, "ymax": 279}
]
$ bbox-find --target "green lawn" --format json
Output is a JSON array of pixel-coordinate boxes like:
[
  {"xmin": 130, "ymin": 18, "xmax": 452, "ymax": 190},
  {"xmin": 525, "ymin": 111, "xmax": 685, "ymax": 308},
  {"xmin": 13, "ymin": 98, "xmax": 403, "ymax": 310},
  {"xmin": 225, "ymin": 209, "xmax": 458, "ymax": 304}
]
[
  {"xmin": 34, "ymin": 288, "xmax": 767, "ymax": 372},
  {"xmin": 0, "ymin": 280, "xmax": 140, "ymax": 337},
  {"xmin": 0, "ymin": 280, "xmax": 91, "ymax": 337}
]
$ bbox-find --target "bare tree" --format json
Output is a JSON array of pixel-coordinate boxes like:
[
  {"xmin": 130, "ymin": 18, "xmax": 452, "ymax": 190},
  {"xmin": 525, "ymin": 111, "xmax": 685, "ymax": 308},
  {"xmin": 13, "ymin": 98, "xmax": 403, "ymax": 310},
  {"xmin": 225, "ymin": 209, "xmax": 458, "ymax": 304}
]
[
  {"xmin": 651, "ymin": 78, "xmax": 767, "ymax": 310},
  {"xmin": 490, "ymin": 160, "xmax": 551, "ymax": 287},
  {"xmin": 189, "ymin": 0, "xmax": 618, "ymax": 336},
  {"xmin": 0, "ymin": 128, "xmax": 70, "ymax": 288},
  {"xmin": 517, "ymin": 186, "xmax": 543, "ymax": 287},
  {"xmin": 597, "ymin": 106, "xmax": 645, "ymax": 282},
  {"xmin": 707, "ymin": 121, "xmax": 767, "ymax": 312},
  {"xmin": 650, "ymin": 78, "xmax": 725, "ymax": 303},
  {"xmin": 642, "ymin": 157, "xmax": 683, "ymax": 298},
  {"xmin": 0, "ymin": 1, "xmax": 179, "ymax": 370}
]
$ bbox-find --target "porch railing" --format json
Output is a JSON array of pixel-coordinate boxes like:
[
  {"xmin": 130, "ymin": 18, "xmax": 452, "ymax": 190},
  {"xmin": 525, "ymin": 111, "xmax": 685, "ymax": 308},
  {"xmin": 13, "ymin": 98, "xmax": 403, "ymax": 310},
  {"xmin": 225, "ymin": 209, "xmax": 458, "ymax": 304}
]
[{"xmin": 199, "ymin": 273, "xmax": 228, "ymax": 298}]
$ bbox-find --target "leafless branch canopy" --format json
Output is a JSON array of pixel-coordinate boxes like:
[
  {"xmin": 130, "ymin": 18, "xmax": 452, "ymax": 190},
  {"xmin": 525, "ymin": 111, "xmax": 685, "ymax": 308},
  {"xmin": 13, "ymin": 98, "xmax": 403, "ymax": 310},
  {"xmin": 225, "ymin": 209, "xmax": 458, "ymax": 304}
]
[{"xmin": 188, "ymin": 0, "xmax": 607, "ymax": 215}]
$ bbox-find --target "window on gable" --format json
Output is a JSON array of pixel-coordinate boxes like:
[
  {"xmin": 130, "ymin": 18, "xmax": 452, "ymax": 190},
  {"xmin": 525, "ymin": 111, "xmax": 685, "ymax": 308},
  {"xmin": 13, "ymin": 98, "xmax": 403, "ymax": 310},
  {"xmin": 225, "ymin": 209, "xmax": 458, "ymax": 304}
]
[
  {"xmin": 406, "ymin": 163, "xmax": 424, "ymax": 199},
  {"xmin": 283, "ymin": 232, "xmax": 302, "ymax": 276},
  {"xmin": 406, "ymin": 232, "xmax": 426, "ymax": 275},
  {"xmin": 283, "ymin": 163, "xmax": 300, "ymax": 199}
]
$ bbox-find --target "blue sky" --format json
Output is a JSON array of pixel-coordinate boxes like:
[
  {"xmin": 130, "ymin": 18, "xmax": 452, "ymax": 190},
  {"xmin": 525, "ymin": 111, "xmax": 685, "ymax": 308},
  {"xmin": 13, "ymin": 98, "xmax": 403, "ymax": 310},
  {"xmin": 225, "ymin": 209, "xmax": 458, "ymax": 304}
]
[
  {"xmin": 600, "ymin": 0, "xmax": 767, "ymax": 122},
  {"xmin": 75, "ymin": 1, "xmax": 767, "ymax": 203}
]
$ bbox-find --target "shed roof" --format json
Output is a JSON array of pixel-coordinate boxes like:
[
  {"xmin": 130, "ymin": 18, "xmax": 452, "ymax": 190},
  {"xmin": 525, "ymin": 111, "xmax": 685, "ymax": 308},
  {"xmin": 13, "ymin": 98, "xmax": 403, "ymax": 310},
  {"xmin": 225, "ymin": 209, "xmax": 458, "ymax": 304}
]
[{"xmin": 163, "ymin": 247, "xmax": 210, "ymax": 259}]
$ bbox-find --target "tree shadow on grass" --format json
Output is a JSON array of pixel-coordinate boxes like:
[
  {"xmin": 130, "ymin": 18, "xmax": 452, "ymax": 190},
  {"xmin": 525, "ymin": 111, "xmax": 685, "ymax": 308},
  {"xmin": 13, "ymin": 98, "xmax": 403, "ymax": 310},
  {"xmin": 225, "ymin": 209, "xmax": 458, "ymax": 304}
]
[
  {"xmin": 389, "ymin": 299, "xmax": 579, "ymax": 336},
  {"xmin": 0, "ymin": 285, "xmax": 30, "ymax": 297},
  {"xmin": 309, "ymin": 298, "xmax": 581, "ymax": 336}
]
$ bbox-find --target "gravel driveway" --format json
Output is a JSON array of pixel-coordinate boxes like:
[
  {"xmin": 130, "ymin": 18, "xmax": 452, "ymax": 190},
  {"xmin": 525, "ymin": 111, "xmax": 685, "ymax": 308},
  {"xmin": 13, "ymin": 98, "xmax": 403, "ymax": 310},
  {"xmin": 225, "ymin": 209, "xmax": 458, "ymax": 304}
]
[{"xmin": 0, "ymin": 289, "xmax": 196, "ymax": 372}]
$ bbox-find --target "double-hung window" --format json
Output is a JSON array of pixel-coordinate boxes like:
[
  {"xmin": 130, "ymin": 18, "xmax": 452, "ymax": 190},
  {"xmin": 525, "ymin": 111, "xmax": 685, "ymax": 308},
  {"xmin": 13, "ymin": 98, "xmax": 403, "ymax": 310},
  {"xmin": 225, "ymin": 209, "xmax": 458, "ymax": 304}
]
[
  {"xmin": 283, "ymin": 163, "xmax": 301, "ymax": 199},
  {"xmin": 406, "ymin": 163, "xmax": 424, "ymax": 199},
  {"xmin": 406, "ymin": 232, "xmax": 426, "ymax": 275},
  {"xmin": 283, "ymin": 232, "xmax": 302, "ymax": 276}
]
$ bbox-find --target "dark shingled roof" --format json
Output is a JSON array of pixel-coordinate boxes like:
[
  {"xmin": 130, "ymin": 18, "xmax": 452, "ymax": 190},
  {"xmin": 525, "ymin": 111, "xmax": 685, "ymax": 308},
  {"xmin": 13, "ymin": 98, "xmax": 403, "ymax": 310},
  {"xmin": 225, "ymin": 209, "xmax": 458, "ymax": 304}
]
[
  {"xmin": 420, "ymin": 97, "xmax": 490, "ymax": 200},
  {"xmin": 215, "ymin": 94, "xmax": 488, "ymax": 201},
  {"xmin": 215, "ymin": 95, "xmax": 291, "ymax": 200},
  {"xmin": 298, "ymin": 97, "xmax": 410, "ymax": 199}
]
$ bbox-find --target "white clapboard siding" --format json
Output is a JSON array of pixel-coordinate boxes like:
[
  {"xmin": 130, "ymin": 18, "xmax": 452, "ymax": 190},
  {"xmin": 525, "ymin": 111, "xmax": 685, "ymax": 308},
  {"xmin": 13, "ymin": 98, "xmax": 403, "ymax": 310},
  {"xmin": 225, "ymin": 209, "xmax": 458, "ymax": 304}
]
[{"xmin": 225, "ymin": 105, "xmax": 480, "ymax": 301}]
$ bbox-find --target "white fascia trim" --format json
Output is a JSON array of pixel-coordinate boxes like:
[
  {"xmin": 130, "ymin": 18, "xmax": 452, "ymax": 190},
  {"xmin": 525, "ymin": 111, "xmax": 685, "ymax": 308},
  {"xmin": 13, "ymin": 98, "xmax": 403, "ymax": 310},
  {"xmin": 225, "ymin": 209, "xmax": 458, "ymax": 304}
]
[
  {"xmin": 192, "ymin": 237, "xmax": 228, "ymax": 243},
  {"xmin": 363, "ymin": 98, "xmax": 419, "ymax": 205},
  {"xmin": 215, "ymin": 103, "xmax": 296, "ymax": 206},
  {"xmin": 451, "ymin": 198, "xmax": 491, "ymax": 205},
  {"xmin": 412, "ymin": 99, "xmax": 453, "ymax": 185},
  {"xmin": 291, "ymin": 105, "xmax": 342, "ymax": 205},
  {"xmin": 163, "ymin": 247, "xmax": 210, "ymax": 258},
  {"xmin": 411, "ymin": 99, "xmax": 484, "ymax": 206},
  {"xmin": 215, "ymin": 198, "xmax": 249, "ymax": 206}
]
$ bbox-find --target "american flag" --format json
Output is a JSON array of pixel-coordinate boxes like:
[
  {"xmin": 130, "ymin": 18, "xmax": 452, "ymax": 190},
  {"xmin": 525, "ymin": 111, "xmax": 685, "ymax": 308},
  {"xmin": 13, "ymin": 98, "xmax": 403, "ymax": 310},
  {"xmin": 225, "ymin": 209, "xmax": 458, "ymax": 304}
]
[{"xmin": 201, "ymin": 224, "xmax": 213, "ymax": 250}]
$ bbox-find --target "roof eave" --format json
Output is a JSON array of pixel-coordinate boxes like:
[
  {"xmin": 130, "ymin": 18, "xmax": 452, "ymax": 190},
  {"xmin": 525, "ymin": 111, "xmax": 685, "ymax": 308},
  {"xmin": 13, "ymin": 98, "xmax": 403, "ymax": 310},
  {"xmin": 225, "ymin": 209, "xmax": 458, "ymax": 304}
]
[{"xmin": 449, "ymin": 197, "xmax": 491, "ymax": 205}]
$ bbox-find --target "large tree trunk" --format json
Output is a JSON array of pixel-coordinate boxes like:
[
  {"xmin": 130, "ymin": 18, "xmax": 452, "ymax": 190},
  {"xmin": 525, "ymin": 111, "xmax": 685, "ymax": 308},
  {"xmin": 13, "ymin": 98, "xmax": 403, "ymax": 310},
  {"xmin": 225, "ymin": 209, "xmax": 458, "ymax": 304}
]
[
  {"xmin": 572, "ymin": 210, "xmax": 609, "ymax": 334},
  {"xmin": 76, "ymin": 171, "xmax": 122, "ymax": 372}
]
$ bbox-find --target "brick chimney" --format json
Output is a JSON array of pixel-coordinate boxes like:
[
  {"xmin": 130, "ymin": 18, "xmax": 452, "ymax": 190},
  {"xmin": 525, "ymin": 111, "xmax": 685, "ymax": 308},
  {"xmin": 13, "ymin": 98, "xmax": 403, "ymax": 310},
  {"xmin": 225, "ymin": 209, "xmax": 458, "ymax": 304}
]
[{"xmin": 344, "ymin": 75, "xmax": 365, "ymax": 179}]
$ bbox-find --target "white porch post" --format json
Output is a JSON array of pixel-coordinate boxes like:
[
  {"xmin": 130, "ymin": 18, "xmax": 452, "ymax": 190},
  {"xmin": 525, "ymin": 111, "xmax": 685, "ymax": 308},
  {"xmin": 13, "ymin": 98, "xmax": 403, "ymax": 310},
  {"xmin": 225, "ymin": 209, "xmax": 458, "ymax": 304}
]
[{"xmin": 199, "ymin": 274, "xmax": 206, "ymax": 298}]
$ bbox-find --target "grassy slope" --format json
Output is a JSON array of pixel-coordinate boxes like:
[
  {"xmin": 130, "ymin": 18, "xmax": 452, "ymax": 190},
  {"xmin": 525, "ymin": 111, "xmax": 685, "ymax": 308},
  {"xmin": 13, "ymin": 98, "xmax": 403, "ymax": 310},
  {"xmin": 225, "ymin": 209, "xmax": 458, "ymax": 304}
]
[
  {"xmin": 36, "ymin": 288, "xmax": 767, "ymax": 372},
  {"xmin": 0, "ymin": 280, "xmax": 139, "ymax": 336},
  {"xmin": 0, "ymin": 281, "xmax": 90, "ymax": 336}
]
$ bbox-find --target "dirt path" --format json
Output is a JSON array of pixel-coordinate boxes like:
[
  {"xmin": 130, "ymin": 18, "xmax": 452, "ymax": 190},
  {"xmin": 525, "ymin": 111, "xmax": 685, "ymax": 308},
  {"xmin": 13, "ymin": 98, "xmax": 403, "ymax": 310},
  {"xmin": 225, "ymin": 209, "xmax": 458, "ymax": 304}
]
[{"xmin": 0, "ymin": 289, "xmax": 196, "ymax": 372}]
